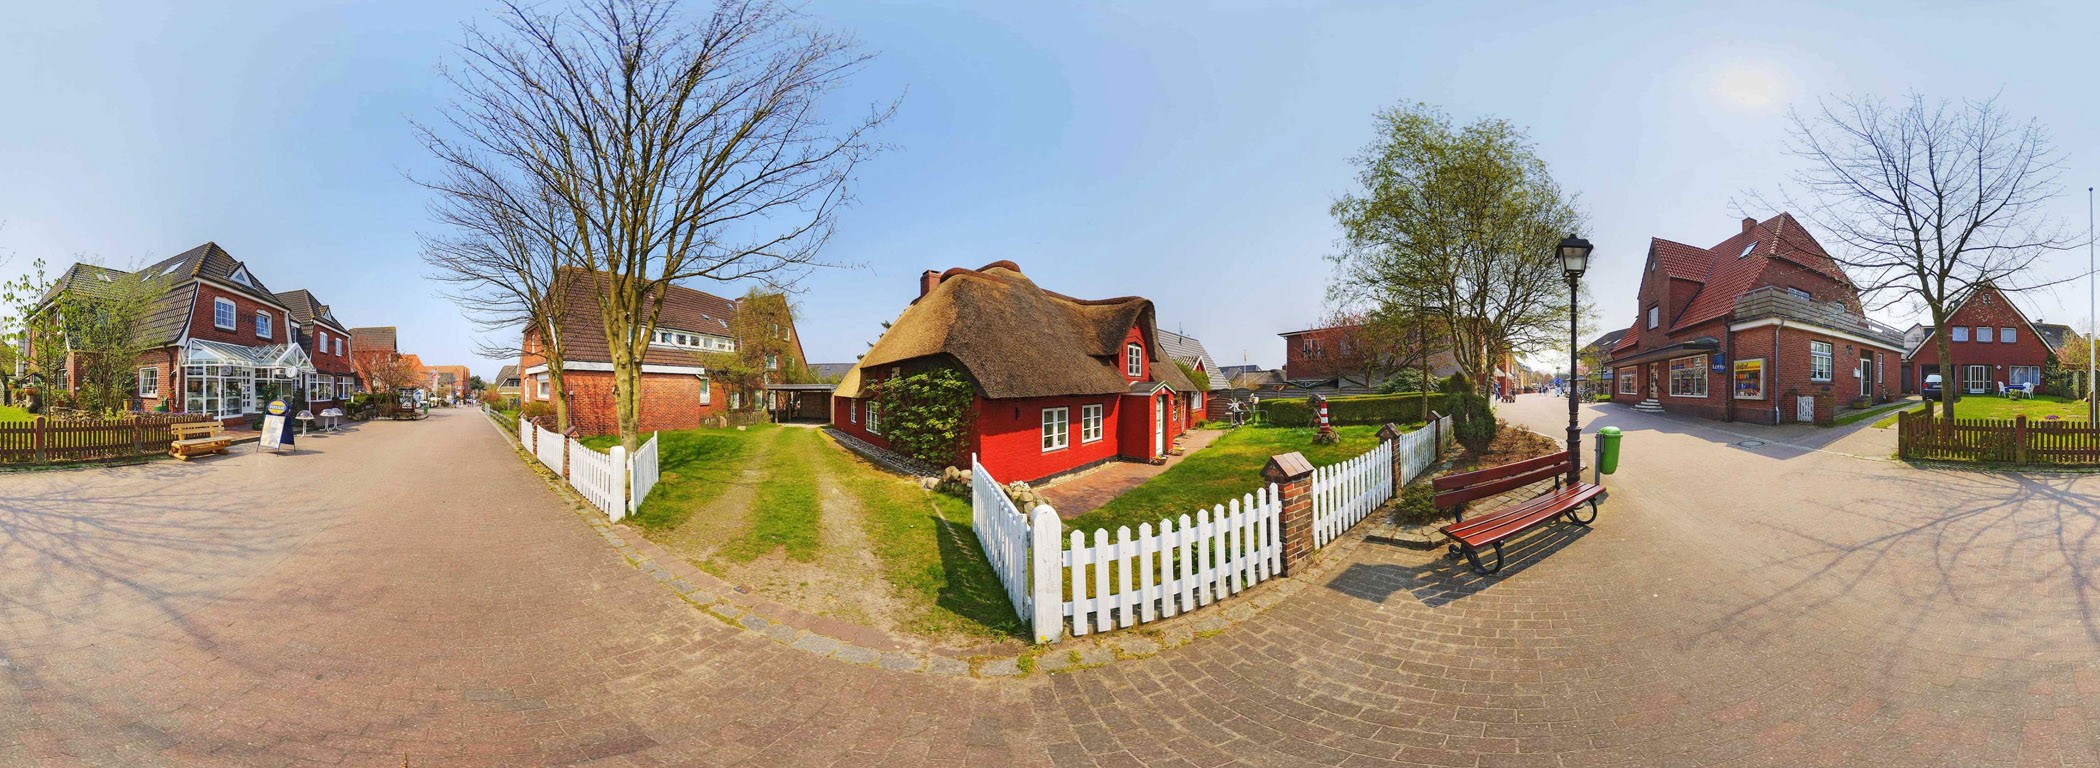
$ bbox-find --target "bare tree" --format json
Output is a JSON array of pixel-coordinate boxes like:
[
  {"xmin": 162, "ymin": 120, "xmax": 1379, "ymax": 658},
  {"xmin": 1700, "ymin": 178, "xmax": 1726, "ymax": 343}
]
[
  {"xmin": 426, "ymin": 0, "xmax": 892, "ymax": 450},
  {"xmin": 1773, "ymin": 93, "xmax": 2071, "ymax": 422},
  {"xmin": 417, "ymin": 161, "xmax": 580, "ymax": 432},
  {"xmin": 1330, "ymin": 103, "xmax": 1584, "ymax": 406}
]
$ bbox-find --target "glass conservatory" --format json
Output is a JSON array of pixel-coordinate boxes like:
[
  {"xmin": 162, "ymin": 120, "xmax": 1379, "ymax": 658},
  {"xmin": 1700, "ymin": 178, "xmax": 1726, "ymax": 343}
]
[{"xmin": 179, "ymin": 339, "xmax": 314, "ymax": 419}]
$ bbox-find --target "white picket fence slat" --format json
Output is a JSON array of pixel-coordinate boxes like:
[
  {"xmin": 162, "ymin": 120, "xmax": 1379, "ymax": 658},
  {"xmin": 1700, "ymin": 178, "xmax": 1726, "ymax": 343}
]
[
  {"xmin": 1308, "ymin": 415, "xmax": 1450, "ymax": 549},
  {"xmin": 969, "ymin": 455, "xmax": 1033, "ymax": 622},
  {"xmin": 628, "ymin": 432, "xmax": 660, "ymax": 516},
  {"xmin": 1062, "ymin": 484, "xmax": 1281, "ymax": 638},
  {"xmin": 533, "ymin": 423, "xmax": 565, "ymax": 473},
  {"xmin": 568, "ymin": 437, "xmax": 626, "ymax": 520}
]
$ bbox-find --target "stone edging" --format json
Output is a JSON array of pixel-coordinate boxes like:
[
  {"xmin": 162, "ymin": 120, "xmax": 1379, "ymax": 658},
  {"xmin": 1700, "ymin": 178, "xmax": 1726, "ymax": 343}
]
[{"xmin": 483, "ymin": 411, "xmax": 1424, "ymax": 678}]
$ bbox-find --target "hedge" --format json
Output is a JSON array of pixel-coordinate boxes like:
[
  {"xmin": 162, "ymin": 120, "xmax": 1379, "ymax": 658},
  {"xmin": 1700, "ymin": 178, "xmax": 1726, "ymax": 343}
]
[{"xmin": 1255, "ymin": 392, "xmax": 1451, "ymax": 427}]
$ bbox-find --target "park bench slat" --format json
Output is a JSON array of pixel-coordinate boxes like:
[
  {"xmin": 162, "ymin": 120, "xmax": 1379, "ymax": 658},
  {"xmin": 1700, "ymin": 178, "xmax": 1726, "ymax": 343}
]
[{"xmin": 1430, "ymin": 449, "xmax": 1602, "ymax": 574}]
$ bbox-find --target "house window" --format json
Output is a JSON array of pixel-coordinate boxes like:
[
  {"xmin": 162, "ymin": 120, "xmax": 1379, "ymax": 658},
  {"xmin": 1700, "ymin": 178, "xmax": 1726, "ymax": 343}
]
[
  {"xmin": 1809, "ymin": 341, "xmax": 1833, "ymax": 381},
  {"xmin": 1080, "ymin": 403, "xmax": 1103, "ymax": 442},
  {"xmin": 1786, "ymin": 287, "xmax": 1812, "ymax": 301},
  {"xmin": 1192, "ymin": 391, "xmax": 1204, "ymax": 410},
  {"xmin": 2010, "ymin": 365, "xmax": 2042, "ymax": 389},
  {"xmin": 2002, "ymin": 327, "xmax": 2016, "ymax": 344},
  {"xmin": 184, "ymin": 362, "xmax": 249, "ymax": 418},
  {"xmin": 256, "ymin": 312, "xmax": 272, "ymax": 339},
  {"xmin": 766, "ymin": 355, "xmax": 778, "ymax": 370},
  {"xmin": 537, "ymin": 374, "xmax": 550, "ymax": 399},
  {"xmin": 1126, "ymin": 343, "xmax": 1143, "ymax": 377},
  {"xmin": 1732, "ymin": 358, "xmax": 1764, "ymax": 400},
  {"xmin": 1618, "ymin": 367, "xmax": 1638, "ymax": 394},
  {"xmin": 699, "ymin": 376, "xmax": 711, "ymax": 405},
  {"xmin": 138, "ymin": 367, "xmax": 159, "ymax": 399},
  {"xmin": 849, "ymin": 398, "xmax": 858, "ymax": 423},
  {"xmin": 339, "ymin": 376, "xmax": 354, "ymax": 394},
  {"xmin": 229, "ymin": 266, "xmax": 252, "ymax": 286},
  {"xmin": 1668, "ymin": 355, "xmax": 1708, "ymax": 397},
  {"xmin": 1646, "ymin": 306, "xmax": 1659, "ymax": 329},
  {"xmin": 1977, "ymin": 326, "xmax": 1994, "ymax": 343},
  {"xmin": 334, "ymin": 337, "xmax": 343, "ymax": 356},
  {"xmin": 1952, "ymin": 326, "xmax": 1969, "ymax": 342},
  {"xmin": 213, "ymin": 298, "xmax": 236, "ymax": 330},
  {"xmin": 866, "ymin": 402, "xmax": 880, "ymax": 435},
  {"xmin": 1041, "ymin": 407, "xmax": 1070, "ymax": 451}
]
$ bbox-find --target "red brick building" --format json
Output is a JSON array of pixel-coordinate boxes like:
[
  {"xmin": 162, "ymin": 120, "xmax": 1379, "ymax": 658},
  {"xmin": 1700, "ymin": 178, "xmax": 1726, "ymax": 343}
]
[
  {"xmin": 274, "ymin": 290, "xmax": 360, "ymax": 413},
  {"xmin": 1901, "ymin": 282, "xmax": 2067, "ymax": 395},
  {"xmin": 520, "ymin": 268, "xmax": 805, "ymax": 436},
  {"xmin": 832, "ymin": 262, "xmax": 1201, "ymax": 484},
  {"xmin": 1607, "ymin": 214, "xmax": 1905, "ymax": 425},
  {"xmin": 38, "ymin": 243, "xmax": 324, "ymax": 423}
]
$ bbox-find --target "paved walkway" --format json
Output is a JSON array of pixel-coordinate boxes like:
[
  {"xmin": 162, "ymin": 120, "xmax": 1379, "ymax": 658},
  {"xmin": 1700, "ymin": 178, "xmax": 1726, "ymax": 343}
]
[
  {"xmin": 1037, "ymin": 427, "xmax": 1227, "ymax": 516},
  {"xmin": 5, "ymin": 402, "xmax": 2100, "ymax": 765}
]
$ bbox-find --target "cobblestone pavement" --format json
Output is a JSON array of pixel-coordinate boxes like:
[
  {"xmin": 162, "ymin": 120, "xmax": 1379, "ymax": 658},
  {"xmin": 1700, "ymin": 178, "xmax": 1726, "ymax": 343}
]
[{"xmin": 5, "ymin": 401, "xmax": 2100, "ymax": 766}]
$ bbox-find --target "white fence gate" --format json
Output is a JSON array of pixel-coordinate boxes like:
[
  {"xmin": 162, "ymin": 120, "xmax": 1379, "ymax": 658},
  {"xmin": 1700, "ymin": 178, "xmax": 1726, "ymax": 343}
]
[
  {"xmin": 629, "ymin": 433, "xmax": 660, "ymax": 516},
  {"xmin": 568, "ymin": 438, "xmax": 627, "ymax": 521},
  {"xmin": 1063, "ymin": 485, "xmax": 1282, "ymax": 637},
  {"xmin": 1308, "ymin": 413, "xmax": 1451, "ymax": 548},
  {"xmin": 968, "ymin": 455, "xmax": 1035, "ymax": 622}
]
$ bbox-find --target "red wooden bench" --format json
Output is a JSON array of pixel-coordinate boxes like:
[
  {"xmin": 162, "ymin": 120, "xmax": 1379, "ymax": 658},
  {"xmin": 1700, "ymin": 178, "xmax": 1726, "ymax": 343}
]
[{"xmin": 1432, "ymin": 450, "xmax": 1602, "ymax": 574}]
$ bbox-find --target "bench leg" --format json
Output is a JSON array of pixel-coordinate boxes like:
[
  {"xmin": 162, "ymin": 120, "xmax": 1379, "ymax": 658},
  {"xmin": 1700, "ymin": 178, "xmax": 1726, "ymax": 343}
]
[
  {"xmin": 1562, "ymin": 498, "xmax": 1599, "ymax": 526},
  {"xmin": 1461, "ymin": 542, "xmax": 1504, "ymax": 575}
]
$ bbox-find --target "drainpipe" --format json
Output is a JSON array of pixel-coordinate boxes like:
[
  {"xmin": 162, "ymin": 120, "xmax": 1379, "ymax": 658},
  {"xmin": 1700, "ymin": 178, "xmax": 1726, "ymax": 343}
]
[
  {"xmin": 1772, "ymin": 319, "xmax": 1783, "ymax": 425},
  {"xmin": 1724, "ymin": 328, "xmax": 1735, "ymax": 423}
]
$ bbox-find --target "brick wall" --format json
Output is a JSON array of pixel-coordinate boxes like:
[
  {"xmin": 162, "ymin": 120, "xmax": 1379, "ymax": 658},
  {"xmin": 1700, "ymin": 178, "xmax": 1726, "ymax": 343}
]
[
  {"xmin": 553, "ymin": 369, "xmax": 725, "ymax": 436},
  {"xmin": 1903, "ymin": 287, "xmax": 2054, "ymax": 394},
  {"xmin": 1281, "ymin": 327, "xmax": 1353, "ymax": 381},
  {"xmin": 190, "ymin": 284, "xmax": 288, "ymax": 348}
]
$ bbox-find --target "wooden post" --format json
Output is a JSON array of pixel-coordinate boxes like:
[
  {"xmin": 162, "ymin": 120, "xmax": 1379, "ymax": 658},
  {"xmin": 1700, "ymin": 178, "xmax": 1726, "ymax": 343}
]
[
  {"xmin": 1262, "ymin": 452, "xmax": 1317, "ymax": 576},
  {"xmin": 2015, "ymin": 414, "xmax": 2028, "ymax": 464},
  {"xmin": 1029, "ymin": 505, "xmax": 1063, "ymax": 644},
  {"xmin": 1376, "ymin": 422, "xmax": 1405, "ymax": 496},
  {"xmin": 32, "ymin": 416, "xmax": 45, "ymax": 464},
  {"xmin": 609, "ymin": 444, "xmax": 628, "ymax": 520},
  {"xmin": 132, "ymin": 415, "xmax": 143, "ymax": 456}
]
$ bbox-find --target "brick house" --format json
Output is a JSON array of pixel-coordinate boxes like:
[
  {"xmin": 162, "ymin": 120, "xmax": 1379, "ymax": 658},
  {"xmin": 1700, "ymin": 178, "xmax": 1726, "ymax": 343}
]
[
  {"xmin": 519, "ymin": 268, "xmax": 805, "ymax": 435},
  {"xmin": 1900, "ymin": 282, "xmax": 2067, "ymax": 395},
  {"xmin": 349, "ymin": 326, "xmax": 399, "ymax": 389},
  {"xmin": 423, "ymin": 364, "xmax": 472, "ymax": 399},
  {"xmin": 831, "ymin": 262, "xmax": 1200, "ymax": 484},
  {"xmin": 274, "ymin": 289, "xmax": 360, "ymax": 412},
  {"xmin": 1607, "ymin": 214, "xmax": 1906, "ymax": 425}
]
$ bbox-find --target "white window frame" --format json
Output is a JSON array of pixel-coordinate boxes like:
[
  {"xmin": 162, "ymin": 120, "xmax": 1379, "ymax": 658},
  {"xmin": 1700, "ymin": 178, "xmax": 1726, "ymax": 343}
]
[
  {"xmin": 1964, "ymin": 364, "xmax": 1990, "ymax": 394},
  {"xmin": 1192, "ymin": 391, "xmax": 1204, "ymax": 410},
  {"xmin": 1667, "ymin": 355, "xmax": 1708, "ymax": 398},
  {"xmin": 138, "ymin": 366, "xmax": 159, "ymax": 398},
  {"xmin": 1977, "ymin": 326, "xmax": 1994, "ymax": 343},
  {"xmin": 849, "ymin": 398, "xmax": 858, "ymax": 423},
  {"xmin": 1618, "ymin": 367, "xmax": 1638, "ymax": 394},
  {"xmin": 2001, "ymin": 326, "xmax": 2017, "ymax": 344},
  {"xmin": 255, "ymin": 311, "xmax": 272, "ymax": 339},
  {"xmin": 866, "ymin": 402, "xmax": 880, "ymax": 435},
  {"xmin": 333, "ymin": 336, "xmax": 343, "ymax": 356},
  {"xmin": 698, "ymin": 376, "xmax": 711, "ymax": 405},
  {"xmin": 1809, "ymin": 341, "xmax": 1833, "ymax": 382},
  {"xmin": 1732, "ymin": 358, "xmax": 1765, "ymax": 400},
  {"xmin": 1646, "ymin": 306, "xmax": 1659, "ymax": 329},
  {"xmin": 1041, "ymin": 406, "xmax": 1070, "ymax": 452},
  {"xmin": 213, "ymin": 297, "xmax": 237, "ymax": 331},
  {"xmin": 1951, "ymin": 326, "xmax": 1969, "ymax": 342},
  {"xmin": 1080, "ymin": 403, "xmax": 1103, "ymax": 443},
  {"xmin": 537, "ymin": 374, "xmax": 550, "ymax": 399},
  {"xmin": 2010, "ymin": 365, "xmax": 2042, "ymax": 388},
  {"xmin": 1125, "ymin": 343, "xmax": 1143, "ymax": 377}
]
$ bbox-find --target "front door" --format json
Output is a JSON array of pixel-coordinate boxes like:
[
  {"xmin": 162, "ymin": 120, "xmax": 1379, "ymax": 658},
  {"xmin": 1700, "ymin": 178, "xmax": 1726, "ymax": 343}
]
[
  {"xmin": 1647, "ymin": 363, "xmax": 1659, "ymax": 399},
  {"xmin": 1859, "ymin": 353, "xmax": 1873, "ymax": 397},
  {"xmin": 1153, "ymin": 395, "xmax": 1166, "ymax": 456},
  {"xmin": 1965, "ymin": 364, "xmax": 1989, "ymax": 394}
]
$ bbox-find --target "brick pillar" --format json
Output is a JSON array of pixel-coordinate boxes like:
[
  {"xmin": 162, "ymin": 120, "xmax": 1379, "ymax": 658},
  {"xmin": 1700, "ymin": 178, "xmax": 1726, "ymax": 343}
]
[
  {"xmin": 1262, "ymin": 451, "xmax": 1317, "ymax": 576},
  {"xmin": 1376, "ymin": 422, "xmax": 1404, "ymax": 496}
]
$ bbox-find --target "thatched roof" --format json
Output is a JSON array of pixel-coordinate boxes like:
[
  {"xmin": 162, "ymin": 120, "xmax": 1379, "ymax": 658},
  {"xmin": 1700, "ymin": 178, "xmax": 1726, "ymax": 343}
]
[{"xmin": 837, "ymin": 261, "xmax": 1195, "ymax": 399}]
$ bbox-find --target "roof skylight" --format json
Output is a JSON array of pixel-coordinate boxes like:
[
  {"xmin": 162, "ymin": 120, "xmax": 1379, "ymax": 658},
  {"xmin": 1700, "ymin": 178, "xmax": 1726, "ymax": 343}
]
[{"xmin": 1738, "ymin": 240, "xmax": 1759, "ymax": 258}]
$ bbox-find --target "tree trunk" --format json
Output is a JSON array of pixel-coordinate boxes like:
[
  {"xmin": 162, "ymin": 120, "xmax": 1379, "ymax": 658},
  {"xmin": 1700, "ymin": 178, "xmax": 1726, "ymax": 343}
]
[{"xmin": 1933, "ymin": 320, "xmax": 1957, "ymax": 435}]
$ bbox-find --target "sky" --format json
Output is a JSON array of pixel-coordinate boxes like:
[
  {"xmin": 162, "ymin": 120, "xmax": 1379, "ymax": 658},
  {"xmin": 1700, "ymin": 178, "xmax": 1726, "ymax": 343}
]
[{"xmin": 5, "ymin": 1, "xmax": 2100, "ymax": 382}]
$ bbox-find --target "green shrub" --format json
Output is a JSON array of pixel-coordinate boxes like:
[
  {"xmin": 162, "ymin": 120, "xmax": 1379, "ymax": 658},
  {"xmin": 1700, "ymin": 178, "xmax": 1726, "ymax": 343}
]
[
  {"xmin": 1256, "ymin": 392, "xmax": 1449, "ymax": 427},
  {"xmin": 869, "ymin": 366, "xmax": 976, "ymax": 468},
  {"xmin": 1439, "ymin": 373, "xmax": 1497, "ymax": 449},
  {"xmin": 519, "ymin": 401, "xmax": 554, "ymax": 424}
]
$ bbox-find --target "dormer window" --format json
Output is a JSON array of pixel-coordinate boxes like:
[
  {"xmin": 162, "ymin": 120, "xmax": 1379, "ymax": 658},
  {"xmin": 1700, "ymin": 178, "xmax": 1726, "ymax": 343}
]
[
  {"xmin": 1126, "ymin": 343, "xmax": 1144, "ymax": 377},
  {"xmin": 229, "ymin": 266, "xmax": 252, "ymax": 287}
]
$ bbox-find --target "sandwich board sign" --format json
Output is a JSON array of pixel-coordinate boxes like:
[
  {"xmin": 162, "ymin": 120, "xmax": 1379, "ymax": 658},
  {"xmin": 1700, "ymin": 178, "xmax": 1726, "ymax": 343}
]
[{"xmin": 260, "ymin": 399, "xmax": 295, "ymax": 453}]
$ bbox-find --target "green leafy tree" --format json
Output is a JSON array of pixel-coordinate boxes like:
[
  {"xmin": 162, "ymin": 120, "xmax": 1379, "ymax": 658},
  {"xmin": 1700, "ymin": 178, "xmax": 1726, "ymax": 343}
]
[
  {"xmin": 2, "ymin": 260, "xmax": 166, "ymax": 416},
  {"xmin": 696, "ymin": 289, "xmax": 809, "ymax": 411},
  {"xmin": 868, "ymin": 366, "xmax": 976, "ymax": 468}
]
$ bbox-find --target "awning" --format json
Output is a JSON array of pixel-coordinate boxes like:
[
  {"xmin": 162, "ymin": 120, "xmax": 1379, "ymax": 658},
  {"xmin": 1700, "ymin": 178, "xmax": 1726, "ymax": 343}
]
[
  {"xmin": 1607, "ymin": 337, "xmax": 1721, "ymax": 368},
  {"xmin": 183, "ymin": 339, "xmax": 317, "ymax": 375}
]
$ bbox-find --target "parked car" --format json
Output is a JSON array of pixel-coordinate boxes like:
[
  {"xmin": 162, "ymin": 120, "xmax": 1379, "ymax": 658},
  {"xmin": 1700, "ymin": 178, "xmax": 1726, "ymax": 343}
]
[{"xmin": 1921, "ymin": 373, "xmax": 1943, "ymax": 400}]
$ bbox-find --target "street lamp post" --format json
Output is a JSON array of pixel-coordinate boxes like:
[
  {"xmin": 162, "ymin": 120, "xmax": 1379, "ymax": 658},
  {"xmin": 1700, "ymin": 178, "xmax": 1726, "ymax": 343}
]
[{"xmin": 1558, "ymin": 235, "xmax": 1594, "ymax": 487}]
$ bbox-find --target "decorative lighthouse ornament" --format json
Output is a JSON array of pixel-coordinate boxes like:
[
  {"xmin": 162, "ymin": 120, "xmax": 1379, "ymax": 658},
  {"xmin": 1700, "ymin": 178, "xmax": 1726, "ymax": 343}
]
[{"xmin": 1311, "ymin": 393, "xmax": 1338, "ymax": 445}]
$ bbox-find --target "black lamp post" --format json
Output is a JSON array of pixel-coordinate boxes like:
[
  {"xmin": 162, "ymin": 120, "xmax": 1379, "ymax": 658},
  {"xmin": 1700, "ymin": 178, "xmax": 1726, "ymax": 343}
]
[{"xmin": 1558, "ymin": 235, "xmax": 1593, "ymax": 486}]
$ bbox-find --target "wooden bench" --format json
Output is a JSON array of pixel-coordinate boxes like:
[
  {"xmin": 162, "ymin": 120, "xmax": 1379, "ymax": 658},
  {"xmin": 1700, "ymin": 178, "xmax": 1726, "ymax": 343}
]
[
  {"xmin": 1432, "ymin": 450, "xmax": 1603, "ymax": 574},
  {"xmin": 168, "ymin": 421, "xmax": 232, "ymax": 461}
]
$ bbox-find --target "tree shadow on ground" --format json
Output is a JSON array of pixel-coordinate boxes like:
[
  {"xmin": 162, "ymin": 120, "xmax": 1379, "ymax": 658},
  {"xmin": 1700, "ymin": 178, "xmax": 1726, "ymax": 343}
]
[{"xmin": 1328, "ymin": 521, "xmax": 1589, "ymax": 608}]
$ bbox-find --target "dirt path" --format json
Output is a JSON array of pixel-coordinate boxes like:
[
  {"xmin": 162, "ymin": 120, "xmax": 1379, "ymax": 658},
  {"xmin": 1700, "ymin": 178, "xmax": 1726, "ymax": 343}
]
[
  {"xmin": 646, "ymin": 426, "xmax": 780, "ymax": 566},
  {"xmin": 719, "ymin": 430, "xmax": 905, "ymax": 632}
]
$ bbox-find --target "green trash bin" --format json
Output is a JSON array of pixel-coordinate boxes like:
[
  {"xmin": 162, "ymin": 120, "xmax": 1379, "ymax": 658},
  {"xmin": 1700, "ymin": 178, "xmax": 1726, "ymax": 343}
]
[{"xmin": 1595, "ymin": 426, "xmax": 1623, "ymax": 475}]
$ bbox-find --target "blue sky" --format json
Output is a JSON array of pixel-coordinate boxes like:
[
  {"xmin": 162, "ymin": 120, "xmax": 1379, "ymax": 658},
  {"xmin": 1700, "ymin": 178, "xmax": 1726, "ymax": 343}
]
[{"xmin": 5, "ymin": 1, "xmax": 2099, "ymax": 381}]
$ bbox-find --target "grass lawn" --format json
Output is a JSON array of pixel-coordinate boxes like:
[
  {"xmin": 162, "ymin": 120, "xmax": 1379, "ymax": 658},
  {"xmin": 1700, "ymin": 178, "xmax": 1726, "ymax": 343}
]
[
  {"xmin": 1872, "ymin": 394, "xmax": 2089, "ymax": 429},
  {"xmin": 583, "ymin": 425, "xmax": 771, "ymax": 530},
  {"xmin": 1067, "ymin": 424, "xmax": 1407, "ymax": 534},
  {"xmin": 715, "ymin": 427, "xmax": 823, "ymax": 563},
  {"xmin": 0, "ymin": 404, "xmax": 29, "ymax": 422}
]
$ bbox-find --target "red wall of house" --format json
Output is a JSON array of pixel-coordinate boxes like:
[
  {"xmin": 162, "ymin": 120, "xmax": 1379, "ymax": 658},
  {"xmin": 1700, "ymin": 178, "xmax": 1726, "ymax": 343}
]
[
  {"xmin": 1610, "ymin": 323, "xmax": 1901, "ymax": 425},
  {"xmin": 548, "ymin": 370, "xmax": 724, "ymax": 435},
  {"xmin": 1121, "ymin": 325, "xmax": 1149, "ymax": 382},
  {"xmin": 189, "ymin": 284, "xmax": 288, "ymax": 348},
  {"xmin": 1904, "ymin": 290, "xmax": 2053, "ymax": 393},
  {"xmin": 1281, "ymin": 327, "xmax": 1353, "ymax": 381},
  {"xmin": 976, "ymin": 394, "xmax": 1126, "ymax": 484}
]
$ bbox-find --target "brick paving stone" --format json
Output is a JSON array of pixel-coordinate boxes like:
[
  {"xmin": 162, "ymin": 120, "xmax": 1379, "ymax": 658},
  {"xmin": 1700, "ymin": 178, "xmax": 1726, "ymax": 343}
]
[{"xmin": 6, "ymin": 400, "xmax": 2100, "ymax": 765}]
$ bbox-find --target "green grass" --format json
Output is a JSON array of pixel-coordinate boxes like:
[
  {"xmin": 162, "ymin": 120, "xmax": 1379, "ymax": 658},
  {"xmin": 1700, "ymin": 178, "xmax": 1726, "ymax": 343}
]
[
  {"xmin": 715, "ymin": 427, "xmax": 824, "ymax": 562},
  {"xmin": 1067, "ymin": 424, "xmax": 1404, "ymax": 534},
  {"xmin": 585, "ymin": 425, "xmax": 773, "ymax": 530},
  {"xmin": 813, "ymin": 439, "xmax": 1025, "ymax": 640},
  {"xmin": 0, "ymin": 404, "xmax": 29, "ymax": 422},
  {"xmin": 1832, "ymin": 399, "xmax": 1917, "ymax": 427},
  {"xmin": 1872, "ymin": 394, "xmax": 2090, "ymax": 429}
]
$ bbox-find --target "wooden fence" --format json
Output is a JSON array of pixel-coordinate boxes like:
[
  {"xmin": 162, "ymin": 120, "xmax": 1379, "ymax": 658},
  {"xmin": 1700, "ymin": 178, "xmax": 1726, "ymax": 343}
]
[
  {"xmin": 0, "ymin": 414, "xmax": 218, "ymax": 464},
  {"xmin": 1896, "ymin": 410, "xmax": 2100, "ymax": 465}
]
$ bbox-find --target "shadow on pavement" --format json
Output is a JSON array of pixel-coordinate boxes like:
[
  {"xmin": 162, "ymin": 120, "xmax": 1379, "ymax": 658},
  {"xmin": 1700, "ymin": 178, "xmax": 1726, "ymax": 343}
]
[{"xmin": 1326, "ymin": 522, "xmax": 1590, "ymax": 608}]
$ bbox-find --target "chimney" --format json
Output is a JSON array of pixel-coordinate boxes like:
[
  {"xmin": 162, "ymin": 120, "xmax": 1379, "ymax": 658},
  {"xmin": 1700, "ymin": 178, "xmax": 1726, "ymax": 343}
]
[
  {"xmin": 1741, "ymin": 217, "xmax": 1756, "ymax": 233},
  {"xmin": 919, "ymin": 270, "xmax": 941, "ymax": 298}
]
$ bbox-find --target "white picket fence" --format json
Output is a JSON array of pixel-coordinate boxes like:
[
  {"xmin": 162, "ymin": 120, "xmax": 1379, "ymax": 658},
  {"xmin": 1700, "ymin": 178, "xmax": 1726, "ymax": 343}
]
[
  {"xmin": 1307, "ymin": 413, "xmax": 1451, "ymax": 548},
  {"xmin": 968, "ymin": 455, "xmax": 1035, "ymax": 622},
  {"xmin": 1064, "ymin": 485, "xmax": 1281, "ymax": 637},
  {"xmin": 515, "ymin": 418, "xmax": 660, "ymax": 521}
]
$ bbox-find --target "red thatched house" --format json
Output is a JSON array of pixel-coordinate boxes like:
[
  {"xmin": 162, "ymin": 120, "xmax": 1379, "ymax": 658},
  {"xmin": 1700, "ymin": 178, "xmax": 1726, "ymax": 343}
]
[{"xmin": 832, "ymin": 262, "xmax": 1202, "ymax": 484}]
